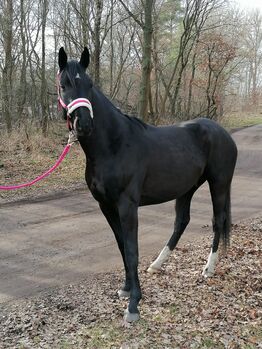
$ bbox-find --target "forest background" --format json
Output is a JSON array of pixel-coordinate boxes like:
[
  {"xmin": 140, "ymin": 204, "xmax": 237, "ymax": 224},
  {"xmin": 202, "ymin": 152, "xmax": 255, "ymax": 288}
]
[
  {"xmin": 1, "ymin": 0, "xmax": 262, "ymax": 136},
  {"xmin": 0, "ymin": 3, "xmax": 261, "ymax": 348}
]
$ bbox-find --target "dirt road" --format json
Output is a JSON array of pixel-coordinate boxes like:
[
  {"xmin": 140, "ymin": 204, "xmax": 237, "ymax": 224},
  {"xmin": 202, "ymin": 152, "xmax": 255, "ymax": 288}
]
[{"xmin": 0, "ymin": 124, "xmax": 262, "ymax": 304}]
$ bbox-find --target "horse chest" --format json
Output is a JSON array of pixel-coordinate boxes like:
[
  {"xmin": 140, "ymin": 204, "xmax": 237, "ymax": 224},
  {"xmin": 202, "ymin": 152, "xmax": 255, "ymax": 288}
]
[{"xmin": 87, "ymin": 172, "xmax": 121, "ymax": 203}]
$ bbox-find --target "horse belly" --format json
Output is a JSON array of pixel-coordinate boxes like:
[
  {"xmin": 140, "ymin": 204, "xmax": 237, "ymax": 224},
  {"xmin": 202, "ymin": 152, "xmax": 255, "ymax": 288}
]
[{"xmin": 140, "ymin": 159, "xmax": 204, "ymax": 206}]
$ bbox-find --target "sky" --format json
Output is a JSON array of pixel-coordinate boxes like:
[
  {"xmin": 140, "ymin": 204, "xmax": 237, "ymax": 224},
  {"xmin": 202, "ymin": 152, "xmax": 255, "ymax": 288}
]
[{"xmin": 235, "ymin": 0, "xmax": 262, "ymax": 11}]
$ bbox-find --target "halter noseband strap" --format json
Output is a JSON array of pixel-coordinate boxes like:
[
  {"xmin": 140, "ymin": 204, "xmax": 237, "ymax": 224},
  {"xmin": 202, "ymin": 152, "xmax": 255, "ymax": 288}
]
[{"xmin": 67, "ymin": 98, "xmax": 94, "ymax": 119}]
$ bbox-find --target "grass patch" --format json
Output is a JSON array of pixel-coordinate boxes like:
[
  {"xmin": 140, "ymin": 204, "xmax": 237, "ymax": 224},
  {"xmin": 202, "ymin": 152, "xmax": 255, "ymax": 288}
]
[
  {"xmin": 222, "ymin": 112, "xmax": 262, "ymax": 129},
  {"xmin": 57, "ymin": 340, "xmax": 73, "ymax": 349},
  {"xmin": 169, "ymin": 303, "xmax": 178, "ymax": 316},
  {"xmin": 76, "ymin": 322, "xmax": 145, "ymax": 349},
  {"xmin": 201, "ymin": 337, "xmax": 221, "ymax": 348}
]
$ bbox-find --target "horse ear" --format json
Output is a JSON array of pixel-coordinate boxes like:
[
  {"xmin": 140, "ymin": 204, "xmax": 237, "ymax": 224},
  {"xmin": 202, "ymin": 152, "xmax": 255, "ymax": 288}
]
[
  {"xmin": 58, "ymin": 47, "xmax": 67, "ymax": 71},
  {"xmin": 79, "ymin": 47, "xmax": 90, "ymax": 70}
]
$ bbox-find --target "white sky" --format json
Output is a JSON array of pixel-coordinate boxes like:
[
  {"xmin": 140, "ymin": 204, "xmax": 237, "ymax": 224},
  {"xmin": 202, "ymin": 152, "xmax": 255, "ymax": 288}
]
[{"xmin": 235, "ymin": 0, "xmax": 262, "ymax": 10}]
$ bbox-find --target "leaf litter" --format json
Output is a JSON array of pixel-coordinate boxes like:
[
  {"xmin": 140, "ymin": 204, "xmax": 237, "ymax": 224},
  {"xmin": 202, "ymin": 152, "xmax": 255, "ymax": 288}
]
[{"xmin": 0, "ymin": 218, "xmax": 261, "ymax": 349}]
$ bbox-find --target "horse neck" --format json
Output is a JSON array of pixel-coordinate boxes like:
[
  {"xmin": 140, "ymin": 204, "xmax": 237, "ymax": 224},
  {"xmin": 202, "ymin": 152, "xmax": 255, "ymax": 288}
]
[{"xmin": 78, "ymin": 88, "xmax": 125, "ymax": 159}]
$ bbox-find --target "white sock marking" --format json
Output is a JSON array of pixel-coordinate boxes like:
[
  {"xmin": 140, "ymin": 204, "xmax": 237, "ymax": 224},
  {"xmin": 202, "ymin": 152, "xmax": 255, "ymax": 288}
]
[
  {"xmin": 147, "ymin": 245, "xmax": 171, "ymax": 273},
  {"xmin": 202, "ymin": 249, "xmax": 218, "ymax": 277}
]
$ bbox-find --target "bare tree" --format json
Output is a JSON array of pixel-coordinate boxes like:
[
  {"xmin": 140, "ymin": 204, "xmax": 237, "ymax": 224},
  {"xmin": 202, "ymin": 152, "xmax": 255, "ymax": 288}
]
[
  {"xmin": 40, "ymin": 0, "xmax": 49, "ymax": 136},
  {"xmin": 157, "ymin": 0, "xmax": 225, "ymax": 118},
  {"xmin": 0, "ymin": 0, "xmax": 260, "ymax": 135},
  {"xmin": 244, "ymin": 10, "xmax": 262, "ymax": 107},
  {"xmin": 17, "ymin": 0, "xmax": 27, "ymax": 121},
  {"xmin": 119, "ymin": 0, "xmax": 154, "ymax": 122},
  {"xmin": 1, "ymin": 0, "xmax": 14, "ymax": 133}
]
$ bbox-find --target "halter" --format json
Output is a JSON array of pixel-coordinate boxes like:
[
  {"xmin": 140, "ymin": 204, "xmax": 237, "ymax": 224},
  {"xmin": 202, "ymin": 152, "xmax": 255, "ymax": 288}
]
[{"xmin": 56, "ymin": 71, "xmax": 94, "ymax": 131}]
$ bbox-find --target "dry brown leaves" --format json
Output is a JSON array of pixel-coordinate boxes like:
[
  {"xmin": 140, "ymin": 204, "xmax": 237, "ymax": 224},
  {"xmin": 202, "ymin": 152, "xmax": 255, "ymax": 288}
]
[{"xmin": 0, "ymin": 218, "xmax": 261, "ymax": 349}]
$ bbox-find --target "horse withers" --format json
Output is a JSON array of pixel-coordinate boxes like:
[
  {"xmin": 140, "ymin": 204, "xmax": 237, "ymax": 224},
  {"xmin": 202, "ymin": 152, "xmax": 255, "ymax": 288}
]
[{"xmin": 57, "ymin": 47, "xmax": 238, "ymax": 322}]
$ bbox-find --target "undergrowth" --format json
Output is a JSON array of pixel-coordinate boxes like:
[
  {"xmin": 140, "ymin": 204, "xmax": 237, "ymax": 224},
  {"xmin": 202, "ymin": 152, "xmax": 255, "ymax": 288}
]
[{"xmin": 0, "ymin": 121, "xmax": 86, "ymax": 203}]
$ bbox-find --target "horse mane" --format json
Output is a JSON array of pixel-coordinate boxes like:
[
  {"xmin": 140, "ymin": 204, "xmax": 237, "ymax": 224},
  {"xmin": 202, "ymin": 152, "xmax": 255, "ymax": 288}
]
[{"xmin": 122, "ymin": 113, "xmax": 148, "ymax": 129}]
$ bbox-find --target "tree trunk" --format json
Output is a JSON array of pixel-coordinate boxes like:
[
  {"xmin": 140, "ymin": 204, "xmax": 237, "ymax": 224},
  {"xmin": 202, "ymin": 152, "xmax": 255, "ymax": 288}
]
[
  {"xmin": 93, "ymin": 0, "xmax": 103, "ymax": 87},
  {"xmin": 138, "ymin": 0, "xmax": 153, "ymax": 122},
  {"xmin": 81, "ymin": 0, "xmax": 89, "ymax": 47},
  {"xmin": 109, "ymin": 0, "xmax": 114, "ymax": 96},
  {"xmin": 186, "ymin": 48, "xmax": 197, "ymax": 119},
  {"xmin": 41, "ymin": 0, "xmax": 49, "ymax": 136},
  {"xmin": 18, "ymin": 0, "xmax": 27, "ymax": 123},
  {"xmin": 2, "ymin": 0, "xmax": 14, "ymax": 134}
]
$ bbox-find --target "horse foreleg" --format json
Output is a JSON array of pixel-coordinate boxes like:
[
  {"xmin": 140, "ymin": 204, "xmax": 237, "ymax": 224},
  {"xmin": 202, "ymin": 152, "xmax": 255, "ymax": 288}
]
[
  {"xmin": 148, "ymin": 189, "xmax": 195, "ymax": 274},
  {"xmin": 99, "ymin": 202, "xmax": 131, "ymax": 297},
  {"xmin": 118, "ymin": 197, "xmax": 141, "ymax": 322}
]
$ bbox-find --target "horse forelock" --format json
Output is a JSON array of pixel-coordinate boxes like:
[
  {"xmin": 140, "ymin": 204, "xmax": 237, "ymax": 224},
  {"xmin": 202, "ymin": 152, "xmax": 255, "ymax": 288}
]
[
  {"xmin": 64, "ymin": 60, "xmax": 91, "ymax": 89},
  {"xmin": 63, "ymin": 61, "xmax": 78, "ymax": 88}
]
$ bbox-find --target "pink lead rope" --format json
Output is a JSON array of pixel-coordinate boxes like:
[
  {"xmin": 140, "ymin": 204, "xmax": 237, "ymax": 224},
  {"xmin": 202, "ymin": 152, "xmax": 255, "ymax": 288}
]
[
  {"xmin": 0, "ymin": 71, "xmax": 93, "ymax": 191},
  {"xmin": 0, "ymin": 143, "xmax": 72, "ymax": 190}
]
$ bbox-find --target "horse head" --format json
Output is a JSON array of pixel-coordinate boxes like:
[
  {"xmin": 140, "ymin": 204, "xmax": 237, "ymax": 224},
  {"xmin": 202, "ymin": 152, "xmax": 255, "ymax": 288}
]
[{"xmin": 58, "ymin": 47, "xmax": 94, "ymax": 138}]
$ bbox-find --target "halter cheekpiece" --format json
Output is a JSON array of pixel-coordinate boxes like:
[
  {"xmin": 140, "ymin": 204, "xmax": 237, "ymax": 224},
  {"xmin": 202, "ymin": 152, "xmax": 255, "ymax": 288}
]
[{"xmin": 56, "ymin": 71, "xmax": 94, "ymax": 130}]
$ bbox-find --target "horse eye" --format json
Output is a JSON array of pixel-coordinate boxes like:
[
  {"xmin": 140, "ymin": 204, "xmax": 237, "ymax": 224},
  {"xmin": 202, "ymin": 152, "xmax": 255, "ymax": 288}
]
[{"xmin": 60, "ymin": 85, "xmax": 65, "ymax": 90}]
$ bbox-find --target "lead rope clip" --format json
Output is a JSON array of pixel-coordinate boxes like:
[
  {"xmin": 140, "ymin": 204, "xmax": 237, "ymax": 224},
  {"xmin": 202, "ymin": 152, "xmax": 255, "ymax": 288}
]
[{"xmin": 68, "ymin": 131, "xmax": 78, "ymax": 145}]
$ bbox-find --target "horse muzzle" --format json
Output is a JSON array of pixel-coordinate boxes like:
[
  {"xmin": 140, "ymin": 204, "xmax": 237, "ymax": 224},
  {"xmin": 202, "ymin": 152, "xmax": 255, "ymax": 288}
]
[
  {"xmin": 74, "ymin": 113, "xmax": 94, "ymax": 137},
  {"xmin": 66, "ymin": 98, "xmax": 94, "ymax": 137}
]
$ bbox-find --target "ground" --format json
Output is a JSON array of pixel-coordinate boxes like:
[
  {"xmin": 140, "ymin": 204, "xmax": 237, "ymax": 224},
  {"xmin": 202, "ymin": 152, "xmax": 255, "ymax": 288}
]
[
  {"xmin": 0, "ymin": 120, "xmax": 262, "ymax": 348},
  {"xmin": 0, "ymin": 218, "xmax": 261, "ymax": 349}
]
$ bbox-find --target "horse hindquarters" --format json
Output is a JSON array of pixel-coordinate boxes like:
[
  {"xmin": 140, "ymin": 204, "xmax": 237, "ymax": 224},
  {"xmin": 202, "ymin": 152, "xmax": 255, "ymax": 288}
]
[{"xmin": 148, "ymin": 120, "xmax": 237, "ymax": 277}]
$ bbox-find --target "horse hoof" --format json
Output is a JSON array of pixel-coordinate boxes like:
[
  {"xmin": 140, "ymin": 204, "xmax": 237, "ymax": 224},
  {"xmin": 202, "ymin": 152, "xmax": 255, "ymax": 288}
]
[
  {"xmin": 118, "ymin": 289, "xmax": 131, "ymax": 298},
  {"xmin": 202, "ymin": 268, "xmax": 214, "ymax": 278},
  {"xmin": 124, "ymin": 308, "xmax": 140, "ymax": 322},
  {"xmin": 147, "ymin": 265, "xmax": 160, "ymax": 274}
]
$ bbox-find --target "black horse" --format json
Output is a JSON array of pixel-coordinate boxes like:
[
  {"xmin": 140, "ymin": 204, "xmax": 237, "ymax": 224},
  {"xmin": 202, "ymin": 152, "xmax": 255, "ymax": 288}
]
[{"xmin": 57, "ymin": 47, "xmax": 237, "ymax": 322}]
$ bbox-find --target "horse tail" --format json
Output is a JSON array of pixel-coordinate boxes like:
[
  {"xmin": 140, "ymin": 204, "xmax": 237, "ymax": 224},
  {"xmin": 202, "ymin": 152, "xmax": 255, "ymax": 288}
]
[{"xmin": 222, "ymin": 187, "xmax": 232, "ymax": 250}]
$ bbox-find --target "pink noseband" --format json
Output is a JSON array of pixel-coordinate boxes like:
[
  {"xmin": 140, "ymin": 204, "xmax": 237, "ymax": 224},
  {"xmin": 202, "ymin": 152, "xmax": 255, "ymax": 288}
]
[{"xmin": 67, "ymin": 98, "xmax": 94, "ymax": 118}]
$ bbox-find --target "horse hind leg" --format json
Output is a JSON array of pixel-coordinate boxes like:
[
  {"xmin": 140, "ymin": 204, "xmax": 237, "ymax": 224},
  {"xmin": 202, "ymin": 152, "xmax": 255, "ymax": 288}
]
[
  {"xmin": 147, "ymin": 188, "xmax": 195, "ymax": 274},
  {"xmin": 202, "ymin": 183, "xmax": 231, "ymax": 277}
]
